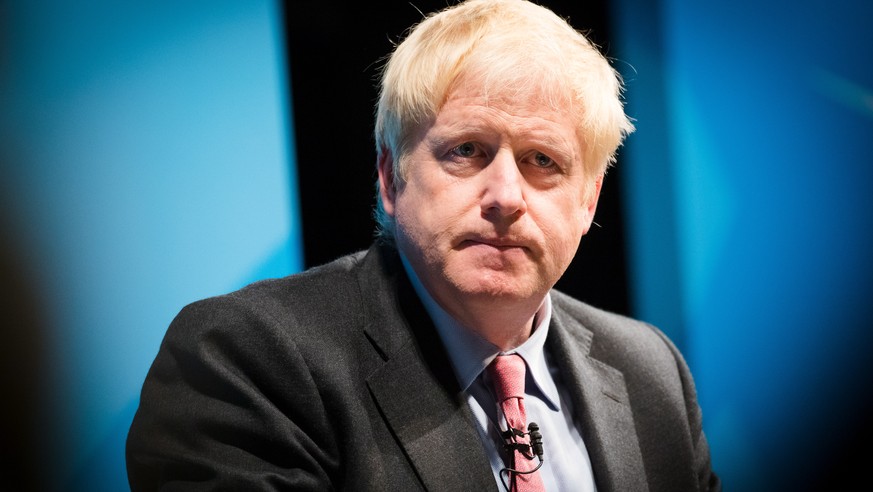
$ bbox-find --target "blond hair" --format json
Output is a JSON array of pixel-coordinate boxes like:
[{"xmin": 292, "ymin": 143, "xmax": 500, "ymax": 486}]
[{"xmin": 374, "ymin": 0, "xmax": 634, "ymax": 238}]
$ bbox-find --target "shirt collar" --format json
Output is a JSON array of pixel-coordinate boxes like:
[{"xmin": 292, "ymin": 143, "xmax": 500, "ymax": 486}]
[{"xmin": 399, "ymin": 252, "xmax": 561, "ymax": 410}]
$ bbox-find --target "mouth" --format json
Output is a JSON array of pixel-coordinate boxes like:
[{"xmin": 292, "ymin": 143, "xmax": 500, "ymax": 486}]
[{"xmin": 458, "ymin": 235, "xmax": 530, "ymax": 252}]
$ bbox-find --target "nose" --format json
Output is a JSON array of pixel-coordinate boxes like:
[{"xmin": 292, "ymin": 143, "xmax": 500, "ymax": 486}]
[{"xmin": 480, "ymin": 150, "xmax": 526, "ymax": 219}]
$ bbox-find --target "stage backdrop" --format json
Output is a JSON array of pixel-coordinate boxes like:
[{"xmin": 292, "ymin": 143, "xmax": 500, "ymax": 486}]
[{"xmin": 0, "ymin": 1, "xmax": 300, "ymax": 490}]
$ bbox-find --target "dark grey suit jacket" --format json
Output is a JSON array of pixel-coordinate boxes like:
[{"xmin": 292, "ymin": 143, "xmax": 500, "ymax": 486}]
[{"xmin": 127, "ymin": 244, "xmax": 719, "ymax": 491}]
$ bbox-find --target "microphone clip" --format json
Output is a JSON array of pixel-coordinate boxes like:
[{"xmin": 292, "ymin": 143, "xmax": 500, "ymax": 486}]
[
  {"xmin": 500, "ymin": 423, "xmax": 543, "ymax": 461},
  {"xmin": 500, "ymin": 427, "xmax": 526, "ymax": 440},
  {"xmin": 498, "ymin": 422, "xmax": 546, "ymax": 491}
]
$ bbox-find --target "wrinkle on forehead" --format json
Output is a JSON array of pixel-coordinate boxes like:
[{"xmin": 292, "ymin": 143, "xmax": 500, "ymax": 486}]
[{"xmin": 445, "ymin": 72, "xmax": 576, "ymax": 115}]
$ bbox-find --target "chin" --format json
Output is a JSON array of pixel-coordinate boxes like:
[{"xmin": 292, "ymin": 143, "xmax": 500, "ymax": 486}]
[{"xmin": 449, "ymin": 268, "xmax": 543, "ymax": 302}]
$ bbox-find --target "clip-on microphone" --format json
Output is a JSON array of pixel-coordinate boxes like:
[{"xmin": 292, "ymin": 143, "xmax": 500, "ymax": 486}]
[{"xmin": 499, "ymin": 422, "xmax": 545, "ymax": 491}]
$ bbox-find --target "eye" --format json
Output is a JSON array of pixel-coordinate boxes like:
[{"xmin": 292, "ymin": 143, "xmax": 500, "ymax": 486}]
[
  {"xmin": 532, "ymin": 152, "xmax": 556, "ymax": 168},
  {"xmin": 451, "ymin": 142, "xmax": 477, "ymax": 158}
]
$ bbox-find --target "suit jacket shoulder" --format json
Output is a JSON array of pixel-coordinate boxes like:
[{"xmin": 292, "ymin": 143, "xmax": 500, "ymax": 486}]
[
  {"xmin": 551, "ymin": 289, "xmax": 683, "ymax": 375},
  {"xmin": 548, "ymin": 290, "xmax": 720, "ymax": 492},
  {"xmin": 127, "ymin": 245, "xmax": 496, "ymax": 491}
]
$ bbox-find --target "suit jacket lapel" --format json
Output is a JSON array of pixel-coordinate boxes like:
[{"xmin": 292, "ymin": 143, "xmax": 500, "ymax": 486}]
[
  {"xmin": 367, "ymin": 343, "xmax": 496, "ymax": 491},
  {"xmin": 548, "ymin": 305, "xmax": 649, "ymax": 492},
  {"xmin": 360, "ymin": 245, "xmax": 496, "ymax": 491}
]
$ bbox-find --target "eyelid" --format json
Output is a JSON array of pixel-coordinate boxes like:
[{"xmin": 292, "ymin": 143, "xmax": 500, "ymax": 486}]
[{"xmin": 523, "ymin": 149, "xmax": 562, "ymax": 171}]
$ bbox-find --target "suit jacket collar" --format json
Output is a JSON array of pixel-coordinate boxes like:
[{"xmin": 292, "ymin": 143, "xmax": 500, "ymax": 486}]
[
  {"xmin": 548, "ymin": 301, "xmax": 648, "ymax": 492},
  {"xmin": 359, "ymin": 244, "xmax": 498, "ymax": 491}
]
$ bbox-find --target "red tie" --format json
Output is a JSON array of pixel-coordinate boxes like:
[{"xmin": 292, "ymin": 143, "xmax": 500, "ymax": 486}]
[{"xmin": 488, "ymin": 354, "xmax": 545, "ymax": 492}]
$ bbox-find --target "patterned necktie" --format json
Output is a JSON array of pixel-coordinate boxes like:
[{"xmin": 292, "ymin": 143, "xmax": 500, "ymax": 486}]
[{"xmin": 488, "ymin": 354, "xmax": 546, "ymax": 492}]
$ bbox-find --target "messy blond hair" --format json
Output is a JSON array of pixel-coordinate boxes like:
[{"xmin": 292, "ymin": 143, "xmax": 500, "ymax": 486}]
[{"xmin": 374, "ymin": 0, "xmax": 634, "ymax": 239}]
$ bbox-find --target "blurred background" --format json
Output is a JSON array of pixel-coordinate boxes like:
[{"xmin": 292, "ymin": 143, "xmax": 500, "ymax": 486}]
[{"xmin": 1, "ymin": 0, "xmax": 870, "ymax": 490}]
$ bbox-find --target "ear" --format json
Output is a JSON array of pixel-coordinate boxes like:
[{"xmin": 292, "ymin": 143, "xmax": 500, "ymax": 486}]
[
  {"xmin": 377, "ymin": 147, "xmax": 398, "ymax": 217},
  {"xmin": 580, "ymin": 174, "xmax": 604, "ymax": 236}
]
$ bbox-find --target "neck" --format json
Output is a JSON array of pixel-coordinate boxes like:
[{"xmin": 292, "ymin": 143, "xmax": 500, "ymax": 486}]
[{"xmin": 444, "ymin": 295, "xmax": 543, "ymax": 351}]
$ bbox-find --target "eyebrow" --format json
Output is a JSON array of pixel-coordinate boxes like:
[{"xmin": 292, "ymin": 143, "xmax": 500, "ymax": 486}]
[
  {"xmin": 425, "ymin": 123, "xmax": 490, "ymax": 151},
  {"xmin": 428, "ymin": 117, "xmax": 579, "ymax": 162}
]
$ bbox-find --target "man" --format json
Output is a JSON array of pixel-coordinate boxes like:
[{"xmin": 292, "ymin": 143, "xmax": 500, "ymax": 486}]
[{"xmin": 127, "ymin": 0, "xmax": 719, "ymax": 490}]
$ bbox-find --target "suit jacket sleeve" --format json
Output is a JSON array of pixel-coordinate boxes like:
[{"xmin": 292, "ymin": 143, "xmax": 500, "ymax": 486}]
[{"xmin": 126, "ymin": 294, "xmax": 338, "ymax": 491}]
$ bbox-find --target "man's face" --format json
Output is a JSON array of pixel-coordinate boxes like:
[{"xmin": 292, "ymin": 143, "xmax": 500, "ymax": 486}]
[{"xmin": 379, "ymin": 82, "xmax": 601, "ymax": 321}]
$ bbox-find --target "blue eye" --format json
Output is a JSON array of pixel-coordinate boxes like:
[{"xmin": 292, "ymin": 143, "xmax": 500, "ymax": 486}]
[
  {"xmin": 452, "ymin": 142, "xmax": 477, "ymax": 157},
  {"xmin": 533, "ymin": 152, "xmax": 555, "ymax": 168}
]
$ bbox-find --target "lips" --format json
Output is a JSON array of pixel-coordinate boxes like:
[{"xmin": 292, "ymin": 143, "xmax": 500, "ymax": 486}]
[
  {"xmin": 466, "ymin": 240, "xmax": 524, "ymax": 251},
  {"xmin": 457, "ymin": 234, "xmax": 532, "ymax": 252}
]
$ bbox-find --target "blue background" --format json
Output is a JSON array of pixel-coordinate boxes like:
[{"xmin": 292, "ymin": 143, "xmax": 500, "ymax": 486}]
[
  {"xmin": 1, "ymin": 0, "xmax": 871, "ymax": 490},
  {"xmin": 615, "ymin": 0, "xmax": 873, "ymax": 489},
  {"xmin": 1, "ymin": 1, "xmax": 300, "ymax": 490}
]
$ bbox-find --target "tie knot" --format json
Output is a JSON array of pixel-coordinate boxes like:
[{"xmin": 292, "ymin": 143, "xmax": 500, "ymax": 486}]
[{"xmin": 488, "ymin": 354, "xmax": 526, "ymax": 401}]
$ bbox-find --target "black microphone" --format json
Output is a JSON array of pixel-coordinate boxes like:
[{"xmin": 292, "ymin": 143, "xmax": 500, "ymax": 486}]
[
  {"xmin": 527, "ymin": 422, "xmax": 544, "ymax": 461},
  {"xmin": 498, "ymin": 422, "xmax": 546, "ymax": 491}
]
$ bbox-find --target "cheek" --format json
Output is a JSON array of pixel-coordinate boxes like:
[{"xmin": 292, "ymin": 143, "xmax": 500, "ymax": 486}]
[
  {"xmin": 393, "ymin": 192, "xmax": 426, "ymax": 237},
  {"xmin": 537, "ymin": 197, "xmax": 587, "ymax": 253},
  {"xmin": 399, "ymin": 173, "xmax": 471, "ymax": 217},
  {"xmin": 543, "ymin": 224, "xmax": 583, "ymax": 258},
  {"xmin": 394, "ymin": 182, "xmax": 460, "ymax": 242}
]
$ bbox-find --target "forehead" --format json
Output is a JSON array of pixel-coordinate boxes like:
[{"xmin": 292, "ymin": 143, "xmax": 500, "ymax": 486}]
[
  {"xmin": 432, "ymin": 79, "xmax": 581, "ymax": 147},
  {"xmin": 445, "ymin": 71, "xmax": 576, "ymax": 115}
]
